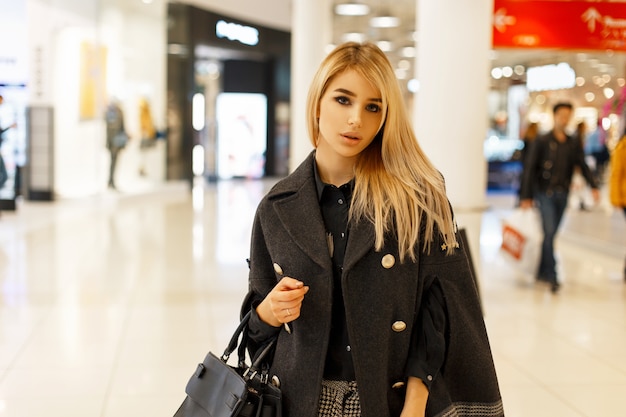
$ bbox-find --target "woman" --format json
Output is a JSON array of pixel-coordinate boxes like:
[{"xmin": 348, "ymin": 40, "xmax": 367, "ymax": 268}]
[
  {"xmin": 609, "ymin": 132, "xmax": 626, "ymax": 281},
  {"xmin": 242, "ymin": 42, "xmax": 502, "ymax": 417}
]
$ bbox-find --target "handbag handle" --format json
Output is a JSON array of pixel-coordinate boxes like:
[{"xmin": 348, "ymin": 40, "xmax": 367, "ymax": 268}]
[
  {"xmin": 221, "ymin": 311, "xmax": 277, "ymax": 373},
  {"xmin": 222, "ymin": 311, "xmax": 252, "ymax": 361}
]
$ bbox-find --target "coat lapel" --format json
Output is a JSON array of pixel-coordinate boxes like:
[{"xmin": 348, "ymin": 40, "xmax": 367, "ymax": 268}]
[
  {"xmin": 343, "ymin": 217, "xmax": 376, "ymax": 273},
  {"xmin": 273, "ymin": 184, "xmax": 331, "ymax": 269},
  {"xmin": 271, "ymin": 153, "xmax": 332, "ymax": 270},
  {"xmin": 270, "ymin": 151, "xmax": 376, "ymax": 272}
]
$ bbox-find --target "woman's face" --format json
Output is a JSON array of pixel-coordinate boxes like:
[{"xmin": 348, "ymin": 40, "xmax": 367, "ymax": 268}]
[{"xmin": 316, "ymin": 69, "xmax": 383, "ymax": 162}]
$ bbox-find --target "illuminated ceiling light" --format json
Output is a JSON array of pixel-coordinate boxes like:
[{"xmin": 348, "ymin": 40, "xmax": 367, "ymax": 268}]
[
  {"xmin": 502, "ymin": 66, "xmax": 513, "ymax": 77},
  {"xmin": 602, "ymin": 74, "xmax": 611, "ymax": 83},
  {"xmin": 407, "ymin": 79, "xmax": 420, "ymax": 93},
  {"xmin": 401, "ymin": 46, "xmax": 416, "ymax": 58},
  {"xmin": 398, "ymin": 59, "xmax": 411, "ymax": 70},
  {"xmin": 618, "ymin": 78, "xmax": 625, "ymax": 87},
  {"xmin": 604, "ymin": 88, "xmax": 615, "ymax": 99},
  {"xmin": 514, "ymin": 65, "xmax": 525, "ymax": 75},
  {"xmin": 491, "ymin": 67, "xmax": 503, "ymax": 79},
  {"xmin": 536, "ymin": 94, "xmax": 546, "ymax": 104},
  {"xmin": 376, "ymin": 40, "xmax": 393, "ymax": 52},
  {"xmin": 585, "ymin": 92, "xmax": 595, "ymax": 102},
  {"xmin": 370, "ymin": 10, "xmax": 400, "ymax": 28},
  {"xmin": 341, "ymin": 32, "xmax": 366, "ymax": 43},
  {"xmin": 526, "ymin": 63, "xmax": 575, "ymax": 91},
  {"xmin": 576, "ymin": 76, "xmax": 585, "ymax": 86},
  {"xmin": 335, "ymin": 2, "xmax": 370, "ymax": 16}
]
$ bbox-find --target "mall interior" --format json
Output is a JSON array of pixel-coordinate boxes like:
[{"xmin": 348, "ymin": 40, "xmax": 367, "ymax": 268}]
[{"xmin": 0, "ymin": 0, "xmax": 625, "ymax": 416}]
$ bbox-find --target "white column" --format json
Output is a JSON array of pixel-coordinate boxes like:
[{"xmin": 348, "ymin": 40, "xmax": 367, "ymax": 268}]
[
  {"xmin": 289, "ymin": 0, "xmax": 332, "ymax": 172},
  {"xmin": 414, "ymin": 0, "xmax": 493, "ymax": 211}
]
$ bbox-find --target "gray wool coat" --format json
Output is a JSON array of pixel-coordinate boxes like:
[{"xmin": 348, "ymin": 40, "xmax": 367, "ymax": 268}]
[{"xmin": 242, "ymin": 152, "xmax": 503, "ymax": 417}]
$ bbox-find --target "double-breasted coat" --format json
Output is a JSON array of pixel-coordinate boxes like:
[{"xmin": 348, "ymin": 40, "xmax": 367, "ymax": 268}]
[{"xmin": 242, "ymin": 152, "xmax": 503, "ymax": 417}]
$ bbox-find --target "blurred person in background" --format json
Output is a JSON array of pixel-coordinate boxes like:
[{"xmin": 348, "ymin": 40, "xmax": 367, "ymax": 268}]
[
  {"xmin": 520, "ymin": 121, "xmax": 539, "ymax": 166},
  {"xmin": 517, "ymin": 121, "xmax": 539, "ymax": 202},
  {"xmin": 0, "ymin": 95, "xmax": 17, "ymax": 191},
  {"xmin": 138, "ymin": 98, "xmax": 156, "ymax": 176},
  {"xmin": 520, "ymin": 102, "xmax": 600, "ymax": 293},
  {"xmin": 609, "ymin": 130, "xmax": 626, "ymax": 281},
  {"xmin": 570, "ymin": 121, "xmax": 592, "ymax": 211},
  {"xmin": 105, "ymin": 99, "xmax": 127, "ymax": 190},
  {"xmin": 585, "ymin": 119, "xmax": 610, "ymax": 183}
]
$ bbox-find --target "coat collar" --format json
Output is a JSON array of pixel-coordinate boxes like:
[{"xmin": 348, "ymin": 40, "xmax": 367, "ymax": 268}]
[{"xmin": 268, "ymin": 151, "xmax": 376, "ymax": 271}]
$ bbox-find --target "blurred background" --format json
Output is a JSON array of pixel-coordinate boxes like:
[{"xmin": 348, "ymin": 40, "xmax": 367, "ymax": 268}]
[{"xmin": 1, "ymin": 0, "xmax": 625, "ymax": 207}]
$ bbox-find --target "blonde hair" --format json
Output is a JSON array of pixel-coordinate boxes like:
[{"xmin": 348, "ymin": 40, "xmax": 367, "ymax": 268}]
[{"xmin": 306, "ymin": 42, "xmax": 457, "ymax": 261}]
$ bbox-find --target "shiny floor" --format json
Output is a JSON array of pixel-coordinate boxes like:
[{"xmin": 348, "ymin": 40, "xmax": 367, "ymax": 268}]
[{"xmin": 0, "ymin": 179, "xmax": 624, "ymax": 417}]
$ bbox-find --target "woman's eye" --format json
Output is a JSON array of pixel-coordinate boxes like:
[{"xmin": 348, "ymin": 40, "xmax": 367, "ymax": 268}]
[
  {"xmin": 335, "ymin": 96, "xmax": 350, "ymax": 105},
  {"xmin": 366, "ymin": 103, "xmax": 381, "ymax": 113}
]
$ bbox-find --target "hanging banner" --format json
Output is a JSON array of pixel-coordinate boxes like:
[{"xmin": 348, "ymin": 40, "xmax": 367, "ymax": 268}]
[{"xmin": 493, "ymin": 0, "xmax": 626, "ymax": 51}]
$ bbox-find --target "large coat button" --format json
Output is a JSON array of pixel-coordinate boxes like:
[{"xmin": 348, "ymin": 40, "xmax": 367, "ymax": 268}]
[
  {"xmin": 392, "ymin": 321, "xmax": 407, "ymax": 332},
  {"xmin": 273, "ymin": 262, "xmax": 283, "ymax": 275},
  {"xmin": 381, "ymin": 254, "xmax": 395, "ymax": 269}
]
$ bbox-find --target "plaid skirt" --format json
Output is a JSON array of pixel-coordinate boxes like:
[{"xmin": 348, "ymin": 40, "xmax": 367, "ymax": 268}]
[{"xmin": 317, "ymin": 380, "xmax": 361, "ymax": 417}]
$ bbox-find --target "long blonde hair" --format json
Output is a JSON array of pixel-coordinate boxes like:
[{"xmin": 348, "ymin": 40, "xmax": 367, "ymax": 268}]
[{"xmin": 306, "ymin": 42, "xmax": 457, "ymax": 261}]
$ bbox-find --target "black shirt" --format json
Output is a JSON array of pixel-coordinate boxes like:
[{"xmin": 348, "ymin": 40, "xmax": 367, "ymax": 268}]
[{"xmin": 313, "ymin": 163, "xmax": 355, "ymax": 380}]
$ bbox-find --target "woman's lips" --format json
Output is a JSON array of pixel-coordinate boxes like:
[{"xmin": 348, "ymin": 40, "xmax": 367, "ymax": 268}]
[{"xmin": 341, "ymin": 132, "xmax": 361, "ymax": 140}]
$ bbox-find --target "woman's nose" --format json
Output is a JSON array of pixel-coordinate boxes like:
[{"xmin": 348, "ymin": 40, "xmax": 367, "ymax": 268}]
[{"xmin": 348, "ymin": 110, "xmax": 362, "ymax": 127}]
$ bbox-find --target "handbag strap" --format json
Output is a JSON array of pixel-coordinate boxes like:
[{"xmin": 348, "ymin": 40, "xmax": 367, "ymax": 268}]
[
  {"xmin": 221, "ymin": 311, "xmax": 252, "ymax": 361},
  {"xmin": 221, "ymin": 310, "xmax": 278, "ymax": 381},
  {"xmin": 244, "ymin": 337, "xmax": 277, "ymax": 381}
]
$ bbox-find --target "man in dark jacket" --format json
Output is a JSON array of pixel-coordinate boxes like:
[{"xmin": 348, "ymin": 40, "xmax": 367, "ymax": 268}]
[
  {"xmin": 519, "ymin": 102, "xmax": 599, "ymax": 292},
  {"xmin": 0, "ymin": 95, "xmax": 17, "ymax": 189}
]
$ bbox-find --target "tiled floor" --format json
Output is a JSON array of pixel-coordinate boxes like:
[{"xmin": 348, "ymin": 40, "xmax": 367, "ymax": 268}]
[{"xmin": 0, "ymin": 179, "xmax": 624, "ymax": 417}]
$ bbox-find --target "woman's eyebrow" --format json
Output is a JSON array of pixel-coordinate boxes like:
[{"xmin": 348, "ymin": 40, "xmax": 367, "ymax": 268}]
[{"xmin": 333, "ymin": 88, "xmax": 382, "ymax": 102}]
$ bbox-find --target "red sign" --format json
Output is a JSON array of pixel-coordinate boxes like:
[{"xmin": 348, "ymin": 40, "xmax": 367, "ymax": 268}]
[{"xmin": 493, "ymin": 0, "xmax": 626, "ymax": 51}]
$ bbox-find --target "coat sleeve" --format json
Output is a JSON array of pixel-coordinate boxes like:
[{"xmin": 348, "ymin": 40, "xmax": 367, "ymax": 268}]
[
  {"xmin": 610, "ymin": 141, "xmax": 626, "ymax": 207},
  {"xmin": 241, "ymin": 205, "xmax": 281, "ymax": 354},
  {"xmin": 574, "ymin": 136, "xmax": 598, "ymax": 189},
  {"xmin": 404, "ymin": 275, "xmax": 446, "ymax": 390},
  {"xmin": 520, "ymin": 138, "xmax": 540, "ymax": 200}
]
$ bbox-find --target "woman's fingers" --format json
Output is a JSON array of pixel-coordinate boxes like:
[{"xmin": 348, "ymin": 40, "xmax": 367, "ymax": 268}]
[{"xmin": 269, "ymin": 277, "xmax": 309, "ymax": 323}]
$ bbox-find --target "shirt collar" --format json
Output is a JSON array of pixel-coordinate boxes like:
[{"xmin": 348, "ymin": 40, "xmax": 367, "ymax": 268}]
[{"xmin": 313, "ymin": 160, "xmax": 355, "ymax": 202}]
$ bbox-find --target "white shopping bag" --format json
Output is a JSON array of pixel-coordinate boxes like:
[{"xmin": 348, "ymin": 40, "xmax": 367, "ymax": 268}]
[{"xmin": 500, "ymin": 208, "xmax": 543, "ymax": 276}]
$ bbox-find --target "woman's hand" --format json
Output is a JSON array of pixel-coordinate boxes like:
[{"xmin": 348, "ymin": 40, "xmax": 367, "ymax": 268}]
[
  {"xmin": 400, "ymin": 377, "xmax": 428, "ymax": 417},
  {"xmin": 256, "ymin": 277, "xmax": 309, "ymax": 327}
]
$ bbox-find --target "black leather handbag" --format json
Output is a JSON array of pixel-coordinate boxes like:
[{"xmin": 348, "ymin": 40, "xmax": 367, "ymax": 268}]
[{"xmin": 174, "ymin": 311, "xmax": 281, "ymax": 417}]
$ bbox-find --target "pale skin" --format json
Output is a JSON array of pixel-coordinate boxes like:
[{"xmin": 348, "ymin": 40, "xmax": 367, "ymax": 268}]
[
  {"xmin": 256, "ymin": 69, "xmax": 429, "ymax": 416},
  {"xmin": 520, "ymin": 107, "xmax": 599, "ymax": 209}
]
